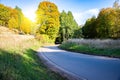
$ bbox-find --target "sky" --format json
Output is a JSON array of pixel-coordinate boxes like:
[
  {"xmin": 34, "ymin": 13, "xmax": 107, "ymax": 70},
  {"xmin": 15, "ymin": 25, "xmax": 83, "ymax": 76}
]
[{"xmin": 0, "ymin": 0, "xmax": 116, "ymax": 25}]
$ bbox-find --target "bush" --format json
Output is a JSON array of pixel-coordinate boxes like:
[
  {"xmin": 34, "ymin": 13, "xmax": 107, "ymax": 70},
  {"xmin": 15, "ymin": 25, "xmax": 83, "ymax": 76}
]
[{"xmin": 35, "ymin": 34, "xmax": 50, "ymax": 43}]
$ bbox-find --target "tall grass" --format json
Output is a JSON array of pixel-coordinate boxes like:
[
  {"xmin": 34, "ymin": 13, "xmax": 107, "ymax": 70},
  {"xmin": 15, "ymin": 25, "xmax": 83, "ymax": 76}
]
[
  {"xmin": 0, "ymin": 34, "xmax": 34, "ymax": 50},
  {"xmin": 68, "ymin": 39, "xmax": 120, "ymax": 49},
  {"xmin": 60, "ymin": 39, "xmax": 120, "ymax": 58},
  {"xmin": 0, "ymin": 34, "xmax": 66, "ymax": 80}
]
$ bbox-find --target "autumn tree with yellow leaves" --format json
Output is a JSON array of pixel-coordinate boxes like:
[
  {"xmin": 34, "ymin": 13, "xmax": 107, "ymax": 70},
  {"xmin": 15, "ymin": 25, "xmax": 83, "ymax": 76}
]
[
  {"xmin": 36, "ymin": 1, "xmax": 60, "ymax": 42},
  {"xmin": 20, "ymin": 17, "xmax": 31, "ymax": 34},
  {"xmin": 0, "ymin": 4, "xmax": 32, "ymax": 34}
]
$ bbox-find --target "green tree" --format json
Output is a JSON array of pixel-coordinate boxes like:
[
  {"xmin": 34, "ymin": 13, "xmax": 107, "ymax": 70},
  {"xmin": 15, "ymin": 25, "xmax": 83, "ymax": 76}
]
[
  {"xmin": 113, "ymin": 0, "xmax": 120, "ymax": 38},
  {"xmin": 73, "ymin": 26, "xmax": 83, "ymax": 38},
  {"xmin": 113, "ymin": 0, "xmax": 120, "ymax": 9},
  {"xmin": 36, "ymin": 1, "xmax": 60, "ymax": 42},
  {"xmin": 82, "ymin": 16, "xmax": 97, "ymax": 38},
  {"xmin": 67, "ymin": 11, "xmax": 79, "ymax": 38},
  {"xmin": 96, "ymin": 8, "xmax": 117, "ymax": 38},
  {"xmin": 58, "ymin": 10, "xmax": 67, "ymax": 42},
  {"xmin": 82, "ymin": 0, "xmax": 120, "ymax": 39},
  {"xmin": 15, "ymin": 6, "xmax": 24, "ymax": 31},
  {"xmin": 58, "ymin": 10, "xmax": 79, "ymax": 43}
]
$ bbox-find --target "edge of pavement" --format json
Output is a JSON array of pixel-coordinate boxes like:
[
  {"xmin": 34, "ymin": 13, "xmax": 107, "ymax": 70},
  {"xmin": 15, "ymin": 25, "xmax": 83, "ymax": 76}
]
[{"xmin": 37, "ymin": 47, "xmax": 87, "ymax": 80}]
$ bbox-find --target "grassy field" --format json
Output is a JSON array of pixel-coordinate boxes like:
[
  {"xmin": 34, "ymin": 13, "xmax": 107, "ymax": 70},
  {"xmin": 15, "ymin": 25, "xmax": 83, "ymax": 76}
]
[
  {"xmin": 0, "ymin": 29, "xmax": 67, "ymax": 80},
  {"xmin": 59, "ymin": 39, "xmax": 120, "ymax": 58}
]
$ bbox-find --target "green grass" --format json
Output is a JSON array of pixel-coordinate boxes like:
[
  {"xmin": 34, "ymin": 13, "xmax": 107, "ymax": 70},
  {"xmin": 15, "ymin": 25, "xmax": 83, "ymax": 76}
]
[
  {"xmin": 0, "ymin": 38, "xmax": 67, "ymax": 80},
  {"xmin": 59, "ymin": 42, "xmax": 120, "ymax": 58}
]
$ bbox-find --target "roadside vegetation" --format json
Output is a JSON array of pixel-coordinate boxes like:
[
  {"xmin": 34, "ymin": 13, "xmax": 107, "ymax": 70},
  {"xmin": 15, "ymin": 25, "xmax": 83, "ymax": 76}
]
[
  {"xmin": 0, "ymin": 0, "xmax": 120, "ymax": 79},
  {"xmin": 59, "ymin": 0, "xmax": 120, "ymax": 58},
  {"xmin": 0, "ymin": 1, "xmax": 67, "ymax": 79},
  {"xmin": 0, "ymin": 27, "xmax": 67, "ymax": 80},
  {"xmin": 59, "ymin": 39, "xmax": 120, "ymax": 58}
]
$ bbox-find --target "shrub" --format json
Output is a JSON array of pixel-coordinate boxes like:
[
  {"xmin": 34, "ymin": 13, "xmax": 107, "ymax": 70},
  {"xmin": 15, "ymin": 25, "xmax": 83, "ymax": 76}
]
[{"xmin": 35, "ymin": 34, "xmax": 50, "ymax": 43}]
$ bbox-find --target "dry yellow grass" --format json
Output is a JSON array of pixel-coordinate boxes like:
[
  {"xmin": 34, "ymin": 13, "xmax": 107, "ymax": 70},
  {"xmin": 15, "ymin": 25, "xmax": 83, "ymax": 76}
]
[
  {"xmin": 0, "ymin": 27, "xmax": 66, "ymax": 80},
  {"xmin": 0, "ymin": 26, "xmax": 35, "ymax": 51},
  {"xmin": 0, "ymin": 35, "xmax": 35, "ymax": 52},
  {"xmin": 68, "ymin": 39, "xmax": 120, "ymax": 49}
]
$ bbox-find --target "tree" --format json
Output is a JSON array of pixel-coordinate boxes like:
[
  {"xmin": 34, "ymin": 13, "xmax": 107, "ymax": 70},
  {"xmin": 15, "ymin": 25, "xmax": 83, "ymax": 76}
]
[
  {"xmin": 20, "ymin": 17, "xmax": 31, "ymax": 34},
  {"xmin": 114, "ymin": 10, "xmax": 120, "ymax": 38},
  {"xmin": 73, "ymin": 26, "xmax": 83, "ymax": 38},
  {"xmin": 67, "ymin": 11, "xmax": 79, "ymax": 38},
  {"xmin": 96, "ymin": 8, "xmax": 117, "ymax": 38},
  {"xmin": 15, "ymin": 6, "xmax": 24, "ymax": 31},
  {"xmin": 113, "ymin": 0, "xmax": 120, "ymax": 38},
  {"xmin": 36, "ymin": 1, "xmax": 60, "ymax": 42},
  {"xmin": 81, "ymin": 0, "xmax": 120, "ymax": 39},
  {"xmin": 8, "ymin": 8, "xmax": 19, "ymax": 29},
  {"xmin": 8, "ymin": 17, "xmax": 18, "ymax": 29},
  {"xmin": 0, "ymin": 4, "xmax": 11, "ymax": 26},
  {"xmin": 113, "ymin": 0, "xmax": 120, "ymax": 9},
  {"xmin": 0, "ymin": 4, "xmax": 32, "ymax": 34},
  {"xmin": 58, "ymin": 10, "xmax": 67, "ymax": 42},
  {"xmin": 58, "ymin": 10, "xmax": 79, "ymax": 43},
  {"xmin": 82, "ymin": 16, "xmax": 97, "ymax": 38}
]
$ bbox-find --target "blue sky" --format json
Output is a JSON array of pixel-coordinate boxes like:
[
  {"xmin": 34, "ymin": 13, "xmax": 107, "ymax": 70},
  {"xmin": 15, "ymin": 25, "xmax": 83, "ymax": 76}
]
[{"xmin": 0, "ymin": 0, "xmax": 115, "ymax": 25}]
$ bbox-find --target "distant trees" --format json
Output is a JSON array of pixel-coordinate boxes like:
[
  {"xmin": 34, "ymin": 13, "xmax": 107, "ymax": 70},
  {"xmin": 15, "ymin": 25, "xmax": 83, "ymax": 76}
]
[
  {"xmin": 20, "ymin": 17, "xmax": 31, "ymax": 34},
  {"xmin": 36, "ymin": 1, "xmax": 60, "ymax": 42},
  {"xmin": 0, "ymin": 4, "xmax": 32, "ymax": 34},
  {"xmin": 0, "ymin": 4, "xmax": 11, "ymax": 26},
  {"xmin": 113, "ymin": 0, "xmax": 120, "ymax": 9},
  {"xmin": 57, "ymin": 10, "xmax": 79, "ymax": 43},
  {"xmin": 96, "ymin": 8, "xmax": 117, "ymax": 38},
  {"xmin": 82, "ymin": 0, "xmax": 120, "ymax": 39},
  {"xmin": 73, "ymin": 26, "xmax": 83, "ymax": 38},
  {"xmin": 15, "ymin": 6, "xmax": 23, "ymax": 31},
  {"xmin": 1, "ymin": 0, "xmax": 120, "ymax": 42},
  {"xmin": 8, "ymin": 8, "xmax": 19, "ymax": 29},
  {"xmin": 15, "ymin": 6, "xmax": 32, "ymax": 34},
  {"xmin": 82, "ymin": 16, "xmax": 97, "ymax": 38}
]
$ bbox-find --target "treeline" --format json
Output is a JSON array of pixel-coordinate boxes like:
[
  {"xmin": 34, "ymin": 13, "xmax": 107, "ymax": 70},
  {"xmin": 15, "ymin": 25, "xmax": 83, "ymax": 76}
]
[
  {"xmin": 0, "ymin": 4, "xmax": 32, "ymax": 34},
  {"xmin": 1, "ymin": 0, "xmax": 120, "ymax": 43},
  {"xmin": 0, "ymin": 1, "xmax": 79, "ymax": 43},
  {"xmin": 57, "ymin": 11, "xmax": 81, "ymax": 43},
  {"xmin": 82, "ymin": 0, "xmax": 120, "ymax": 39},
  {"xmin": 36, "ymin": 1, "xmax": 80, "ymax": 43}
]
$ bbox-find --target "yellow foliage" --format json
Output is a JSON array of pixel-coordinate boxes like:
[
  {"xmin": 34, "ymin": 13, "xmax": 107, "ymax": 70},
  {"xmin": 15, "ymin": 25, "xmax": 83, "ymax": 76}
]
[
  {"xmin": 36, "ymin": 1, "xmax": 60, "ymax": 42},
  {"xmin": 8, "ymin": 17, "xmax": 18, "ymax": 29},
  {"xmin": 20, "ymin": 17, "xmax": 31, "ymax": 34}
]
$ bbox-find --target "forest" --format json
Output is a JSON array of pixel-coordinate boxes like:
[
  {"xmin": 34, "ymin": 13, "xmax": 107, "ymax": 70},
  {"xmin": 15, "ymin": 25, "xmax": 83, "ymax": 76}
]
[{"xmin": 0, "ymin": 0, "xmax": 120, "ymax": 43}]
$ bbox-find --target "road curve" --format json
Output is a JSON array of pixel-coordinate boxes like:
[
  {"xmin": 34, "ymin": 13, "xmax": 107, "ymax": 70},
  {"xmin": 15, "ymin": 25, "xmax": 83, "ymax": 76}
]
[{"xmin": 37, "ymin": 45, "xmax": 120, "ymax": 80}]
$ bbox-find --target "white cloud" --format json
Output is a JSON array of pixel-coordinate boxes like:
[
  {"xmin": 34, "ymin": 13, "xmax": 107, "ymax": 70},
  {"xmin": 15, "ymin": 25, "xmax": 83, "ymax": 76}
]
[
  {"xmin": 73, "ymin": 8, "xmax": 99, "ymax": 25},
  {"xmin": 86, "ymin": 8, "xmax": 99, "ymax": 15}
]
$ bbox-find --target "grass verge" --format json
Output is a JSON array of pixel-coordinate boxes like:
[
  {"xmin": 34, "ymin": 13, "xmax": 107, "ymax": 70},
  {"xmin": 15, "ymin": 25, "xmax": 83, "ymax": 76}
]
[
  {"xmin": 0, "ymin": 38, "xmax": 67, "ymax": 80},
  {"xmin": 59, "ymin": 41, "xmax": 120, "ymax": 58}
]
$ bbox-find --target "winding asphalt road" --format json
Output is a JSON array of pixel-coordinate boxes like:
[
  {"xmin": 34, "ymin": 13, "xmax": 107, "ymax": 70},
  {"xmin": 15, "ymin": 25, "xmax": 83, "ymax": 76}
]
[{"xmin": 37, "ymin": 45, "xmax": 120, "ymax": 80}]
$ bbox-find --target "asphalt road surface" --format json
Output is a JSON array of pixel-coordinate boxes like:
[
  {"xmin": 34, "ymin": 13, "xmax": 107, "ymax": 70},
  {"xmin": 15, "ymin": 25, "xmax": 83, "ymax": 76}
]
[{"xmin": 38, "ymin": 45, "xmax": 120, "ymax": 80}]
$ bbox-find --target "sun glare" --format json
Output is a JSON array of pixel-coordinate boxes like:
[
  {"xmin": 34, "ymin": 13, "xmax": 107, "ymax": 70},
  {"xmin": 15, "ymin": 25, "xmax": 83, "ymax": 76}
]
[
  {"xmin": 27, "ymin": 13, "xmax": 36, "ymax": 22},
  {"xmin": 23, "ymin": 10, "xmax": 36, "ymax": 22}
]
